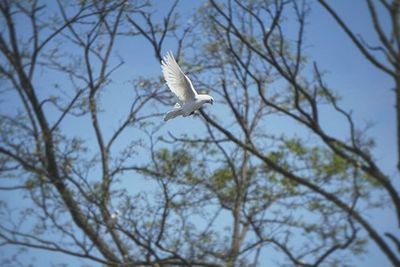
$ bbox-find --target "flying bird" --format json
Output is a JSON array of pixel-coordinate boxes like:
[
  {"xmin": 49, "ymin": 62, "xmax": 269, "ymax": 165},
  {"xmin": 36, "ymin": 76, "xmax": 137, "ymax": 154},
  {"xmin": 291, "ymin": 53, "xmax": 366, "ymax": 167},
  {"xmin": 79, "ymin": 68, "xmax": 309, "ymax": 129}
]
[
  {"xmin": 161, "ymin": 51, "xmax": 214, "ymax": 121},
  {"xmin": 107, "ymin": 210, "xmax": 120, "ymax": 228}
]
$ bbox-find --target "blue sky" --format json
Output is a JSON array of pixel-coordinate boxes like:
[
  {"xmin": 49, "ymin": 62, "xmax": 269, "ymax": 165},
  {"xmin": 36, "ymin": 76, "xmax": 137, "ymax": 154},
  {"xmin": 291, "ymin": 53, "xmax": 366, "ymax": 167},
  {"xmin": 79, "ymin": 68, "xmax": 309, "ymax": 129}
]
[
  {"xmin": 297, "ymin": 2, "xmax": 397, "ymax": 266},
  {"xmin": 0, "ymin": 0, "xmax": 398, "ymax": 266}
]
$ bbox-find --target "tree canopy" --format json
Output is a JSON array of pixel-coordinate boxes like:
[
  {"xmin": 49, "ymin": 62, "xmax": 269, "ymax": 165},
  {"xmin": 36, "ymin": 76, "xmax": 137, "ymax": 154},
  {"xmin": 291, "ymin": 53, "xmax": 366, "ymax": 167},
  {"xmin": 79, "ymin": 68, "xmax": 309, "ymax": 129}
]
[{"xmin": 0, "ymin": 0, "xmax": 399, "ymax": 266}]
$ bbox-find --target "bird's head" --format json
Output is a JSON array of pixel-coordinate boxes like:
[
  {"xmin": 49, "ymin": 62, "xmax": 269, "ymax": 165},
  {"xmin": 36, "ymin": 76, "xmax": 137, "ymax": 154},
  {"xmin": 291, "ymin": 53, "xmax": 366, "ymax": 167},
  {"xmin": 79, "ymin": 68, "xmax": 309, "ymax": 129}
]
[
  {"xmin": 197, "ymin": 94, "xmax": 214, "ymax": 105},
  {"xmin": 206, "ymin": 95, "xmax": 214, "ymax": 105},
  {"xmin": 110, "ymin": 210, "xmax": 120, "ymax": 218}
]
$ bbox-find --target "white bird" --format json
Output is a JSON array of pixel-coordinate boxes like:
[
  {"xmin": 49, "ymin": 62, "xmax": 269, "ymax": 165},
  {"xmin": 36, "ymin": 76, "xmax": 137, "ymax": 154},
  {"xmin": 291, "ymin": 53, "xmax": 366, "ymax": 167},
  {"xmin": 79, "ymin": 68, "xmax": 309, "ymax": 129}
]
[
  {"xmin": 161, "ymin": 51, "xmax": 214, "ymax": 121},
  {"xmin": 107, "ymin": 210, "xmax": 120, "ymax": 228}
]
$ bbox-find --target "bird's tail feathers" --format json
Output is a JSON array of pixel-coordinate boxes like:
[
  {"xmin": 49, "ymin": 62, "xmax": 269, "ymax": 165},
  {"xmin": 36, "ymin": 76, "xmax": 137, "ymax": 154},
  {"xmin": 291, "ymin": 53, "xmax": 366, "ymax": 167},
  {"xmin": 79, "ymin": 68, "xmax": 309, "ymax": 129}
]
[{"xmin": 164, "ymin": 109, "xmax": 183, "ymax": 121}]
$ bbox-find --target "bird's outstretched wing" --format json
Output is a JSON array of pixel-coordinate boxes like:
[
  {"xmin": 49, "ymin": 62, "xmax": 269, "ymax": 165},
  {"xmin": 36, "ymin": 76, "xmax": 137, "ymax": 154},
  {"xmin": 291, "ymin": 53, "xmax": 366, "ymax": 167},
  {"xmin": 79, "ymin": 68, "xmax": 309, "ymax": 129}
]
[{"xmin": 161, "ymin": 51, "xmax": 197, "ymax": 103}]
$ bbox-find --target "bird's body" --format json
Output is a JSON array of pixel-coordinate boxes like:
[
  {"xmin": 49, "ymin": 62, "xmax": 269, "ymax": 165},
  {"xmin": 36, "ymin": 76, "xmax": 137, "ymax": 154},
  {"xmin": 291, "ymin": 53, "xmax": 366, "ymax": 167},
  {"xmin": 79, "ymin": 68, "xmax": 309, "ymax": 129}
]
[
  {"xmin": 161, "ymin": 51, "xmax": 213, "ymax": 121},
  {"xmin": 105, "ymin": 210, "xmax": 120, "ymax": 232}
]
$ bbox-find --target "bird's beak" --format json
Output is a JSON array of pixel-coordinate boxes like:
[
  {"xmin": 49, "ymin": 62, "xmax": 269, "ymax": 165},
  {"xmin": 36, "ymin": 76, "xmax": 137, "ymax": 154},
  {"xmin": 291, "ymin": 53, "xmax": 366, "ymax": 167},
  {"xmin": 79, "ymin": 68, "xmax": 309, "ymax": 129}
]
[{"xmin": 210, "ymin": 99, "xmax": 214, "ymax": 105}]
